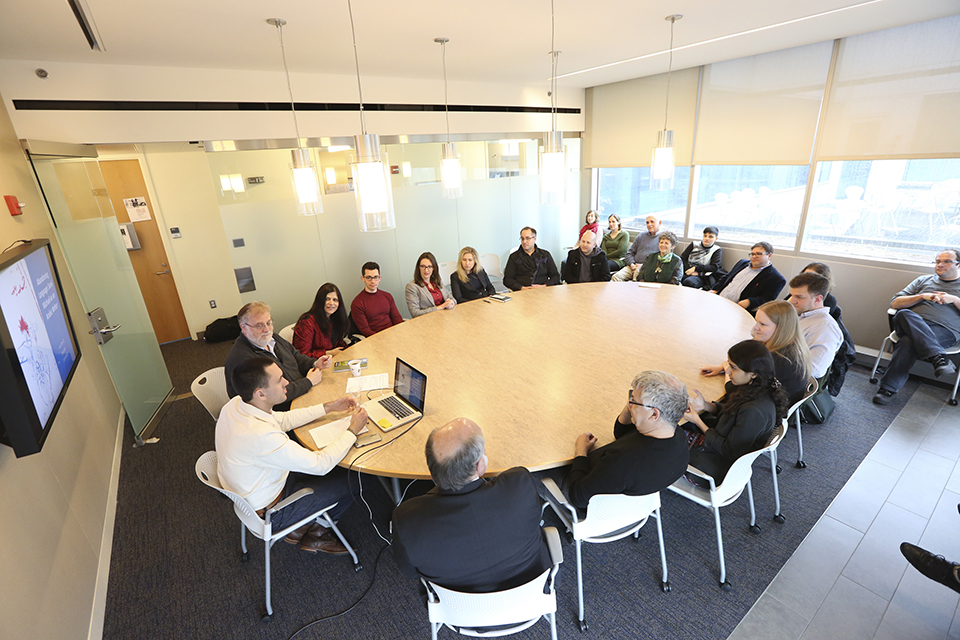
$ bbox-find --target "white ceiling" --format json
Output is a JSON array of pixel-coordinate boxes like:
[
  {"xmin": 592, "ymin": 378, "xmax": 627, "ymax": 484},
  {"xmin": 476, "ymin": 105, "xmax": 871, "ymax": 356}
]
[{"xmin": 1, "ymin": 0, "xmax": 958, "ymax": 90}]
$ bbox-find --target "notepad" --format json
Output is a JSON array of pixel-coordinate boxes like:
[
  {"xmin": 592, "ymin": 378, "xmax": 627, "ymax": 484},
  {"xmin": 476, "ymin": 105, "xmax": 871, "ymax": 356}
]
[
  {"xmin": 637, "ymin": 282, "xmax": 662, "ymax": 289},
  {"xmin": 345, "ymin": 373, "xmax": 389, "ymax": 394},
  {"xmin": 307, "ymin": 416, "xmax": 367, "ymax": 449}
]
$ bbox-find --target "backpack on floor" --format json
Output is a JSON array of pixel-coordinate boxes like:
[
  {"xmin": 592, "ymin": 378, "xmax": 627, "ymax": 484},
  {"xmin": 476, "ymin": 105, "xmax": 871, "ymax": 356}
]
[{"xmin": 204, "ymin": 315, "xmax": 241, "ymax": 343}]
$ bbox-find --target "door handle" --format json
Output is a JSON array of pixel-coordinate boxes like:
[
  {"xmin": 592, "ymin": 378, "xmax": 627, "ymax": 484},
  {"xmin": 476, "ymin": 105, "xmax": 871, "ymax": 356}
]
[
  {"xmin": 155, "ymin": 269, "xmax": 171, "ymax": 275},
  {"xmin": 89, "ymin": 323, "xmax": 121, "ymax": 335}
]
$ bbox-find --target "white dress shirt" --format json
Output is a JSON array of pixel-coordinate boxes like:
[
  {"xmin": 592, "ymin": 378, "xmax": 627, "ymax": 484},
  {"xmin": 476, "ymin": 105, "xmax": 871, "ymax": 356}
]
[
  {"xmin": 798, "ymin": 307, "xmax": 843, "ymax": 379},
  {"xmin": 215, "ymin": 396, "xmax": 357, "ymax": 510}
]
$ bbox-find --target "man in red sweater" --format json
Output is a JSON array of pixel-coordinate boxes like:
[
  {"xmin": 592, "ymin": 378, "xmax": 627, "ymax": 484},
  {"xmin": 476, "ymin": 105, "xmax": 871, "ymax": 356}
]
[{"xmin": 350, "ymin": 261, "xmax": 404, "ymax": 336}]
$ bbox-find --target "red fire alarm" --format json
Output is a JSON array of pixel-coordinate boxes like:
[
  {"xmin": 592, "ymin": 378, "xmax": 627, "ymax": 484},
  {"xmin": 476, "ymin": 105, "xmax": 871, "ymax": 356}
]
[
  {"xmin": 5, "ymin": 195, "xmax": 24, "ymax": 216},
  {"xmin": 390, "ymin": 165, "xmax": 400, "ymax": 175}
]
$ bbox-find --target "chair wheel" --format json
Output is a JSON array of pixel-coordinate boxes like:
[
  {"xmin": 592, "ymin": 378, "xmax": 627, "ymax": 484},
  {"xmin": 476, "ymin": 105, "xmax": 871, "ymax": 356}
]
[
  {"xmin": 950, "ymin": 398, "xmax": 958, "ymax": 406},
  {"xmin": 796, "ymin": 460, "xmax": 806, "ymax": 469},
  {"xmin": 355, "ymin": 564, "xmax": 363, "ymax": 572},
  {"xmin": 869, "ymin": 378, "xmax": 877, "ymax": 384},
  {"xmin": 261, "ymin": 612, "xmax": 272, "ymax": 623},
  {"xmin": 720, "ymin": 580, "xmax": 732, "ymax": 591},
  {"xmin": 579, "ymin": 619, "xmax": 589, "ymax": 632},
  {"xmin": 661, "ymin": 581, "xmax": 672, "ymax": 593},
  {"xmin": 564, "ymin": 531, "xmax": 574, "ymax": 544},
  {"xmin": 241, "ymin": 552, "xmax": 250, "ymax": 562},
  {"xmin": 774, "ymin": 514, "xmax": 785, "ymax": 524},
  {"xmin": 750, "ymin": 524, "xmax": 762, "ymax": 534},
  {"xmin": 776, "ymin": 465, "xmax": 782, "ymax": 474}
]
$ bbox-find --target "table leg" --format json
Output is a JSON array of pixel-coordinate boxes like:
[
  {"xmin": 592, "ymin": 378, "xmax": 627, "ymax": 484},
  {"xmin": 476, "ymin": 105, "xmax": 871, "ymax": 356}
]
[{"xmin": 377, "ymin": 476, "xmax": 403, "ymax": 504}]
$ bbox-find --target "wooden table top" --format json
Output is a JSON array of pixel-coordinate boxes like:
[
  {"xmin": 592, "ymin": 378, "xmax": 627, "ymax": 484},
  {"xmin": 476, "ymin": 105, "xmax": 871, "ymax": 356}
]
[{"xmin": 293, "ymin": 283, "xmax": 755, "ymax": 480}]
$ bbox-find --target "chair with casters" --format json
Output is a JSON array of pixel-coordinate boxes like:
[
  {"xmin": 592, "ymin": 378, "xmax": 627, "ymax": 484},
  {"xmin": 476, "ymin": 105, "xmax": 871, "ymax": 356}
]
[
  {"xmin": 870, "ymin": 309, "xmax": 960, "ymax": 406},
  {"xmin": 667, "ymin": 444, "xmax": 770, "ymax": 590},
  {"xmin": 191, "ymin": 366, "xmax": 230, "ymax": 420},
  {"xmin": 758, "ymin": 420, "xmax": 788, "ymax": 525},
  {"xmin": 422, "ymin": 526, "xmax": 563, "ymax": 640},
  {"xmin": 195, "ymin": 451, "xmax": 360, "ymax": 622},
  {"xmin": 277, "ymin": 322, "xmax": 296, "ymax": 344},
  {"xmin": 540, "ymin": 478, "xmax": 668, "ymax": 633},
  {"xmin": 781, "ymin": 377, "xmax": 818, "ymax": 471}
]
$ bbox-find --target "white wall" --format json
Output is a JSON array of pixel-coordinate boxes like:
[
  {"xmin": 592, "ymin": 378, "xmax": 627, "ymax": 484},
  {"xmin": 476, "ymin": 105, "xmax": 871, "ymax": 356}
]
[{"xmin": 0, "ymin": 93, "xmax": 123, "ymax": 640}]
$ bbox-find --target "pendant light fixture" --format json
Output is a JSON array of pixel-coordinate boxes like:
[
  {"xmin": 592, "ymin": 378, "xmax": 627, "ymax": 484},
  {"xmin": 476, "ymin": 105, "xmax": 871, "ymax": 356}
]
[
  {"xmin": 267, "ymin": 18, "xmax": 323, "ymax": 216},
  {"xmin": 540, "ymin": 0, "xmax": 565, "ymax": 206},
  {"xmin": 435, "ymin": 37, "xmax": 462, "ymax": 199},
  {"xmin": 346, "ymin": 0, "xmax": 395, "ymax": 232},
  {"xmin": 651, "ymin": 14, "xmax": 682, "ymax": 191}
]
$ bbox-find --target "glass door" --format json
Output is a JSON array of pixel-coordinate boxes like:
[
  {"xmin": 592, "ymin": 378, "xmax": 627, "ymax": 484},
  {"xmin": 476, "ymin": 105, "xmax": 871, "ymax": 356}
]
[{"xmin": 27, "ymin": 147, "xmax": 173, "ymax": 440}]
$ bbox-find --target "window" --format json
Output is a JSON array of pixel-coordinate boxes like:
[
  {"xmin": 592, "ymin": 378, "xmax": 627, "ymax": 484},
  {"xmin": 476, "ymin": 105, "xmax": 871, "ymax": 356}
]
[
  {"xmin": 691, "ymin": 165, "xmax": 809, "ymax": 248},
  {"xmin": 802, "ymin": 159, "xmax": 960, "ymax": 262},
  {"xmin": 595, "ymin": 167, "xmax": 690, "ymax": 236}
]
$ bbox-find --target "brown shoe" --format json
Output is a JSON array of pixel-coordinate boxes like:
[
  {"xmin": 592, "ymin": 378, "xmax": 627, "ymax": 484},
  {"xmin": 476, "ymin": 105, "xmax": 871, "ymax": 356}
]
[
  {"xmin": 283, "ymin": 523, "xmax": 312, "ymax": 545},
  {"xmin": 300, "ymin": 529, "xmax": 348, "ymax": 555}
]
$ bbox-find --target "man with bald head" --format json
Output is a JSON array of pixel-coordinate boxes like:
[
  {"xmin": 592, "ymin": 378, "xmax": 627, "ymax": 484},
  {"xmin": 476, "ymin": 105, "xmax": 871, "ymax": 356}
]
[
  {"xmin": 392, "ymin": 418, "xmax": 552, "ymax": 593},
  {"xmin": 562, "ymin": 230, "xmax": 612, "ymax": 284}
]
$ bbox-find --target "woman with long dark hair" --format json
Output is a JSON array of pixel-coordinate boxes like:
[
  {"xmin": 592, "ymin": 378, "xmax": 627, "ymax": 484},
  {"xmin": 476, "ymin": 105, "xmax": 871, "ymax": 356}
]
[
  {"xmin": 293, "ymin": 283, "xmax": 349, "ymax": 359},
  {"xmin": 684, "ymin": 340, "xmax": 788, "ymax": 486},
  {"xmin": 405, "ymin": 251, "xmax": 456, "ymax": 318}
]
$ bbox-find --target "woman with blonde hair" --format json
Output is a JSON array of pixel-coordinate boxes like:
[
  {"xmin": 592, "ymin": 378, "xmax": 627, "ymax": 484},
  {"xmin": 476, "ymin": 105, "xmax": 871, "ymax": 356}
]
[
  {"xmin": 450, "ymin": 246, "xmax": 496, "ymax": 303},
  {"xmin": 701, "ymin": 300, "xmax": 812, "ymax": 403}
]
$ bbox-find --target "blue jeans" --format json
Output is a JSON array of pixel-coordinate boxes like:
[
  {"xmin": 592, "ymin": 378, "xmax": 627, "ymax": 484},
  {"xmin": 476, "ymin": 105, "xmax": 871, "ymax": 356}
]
[
  {"xmin": 268, "ymin": 467, "xmax": 358, "ymax": 532},
  {"xmin": 880, "ymin": 309, "xmax": 956, "ymax": 393}
]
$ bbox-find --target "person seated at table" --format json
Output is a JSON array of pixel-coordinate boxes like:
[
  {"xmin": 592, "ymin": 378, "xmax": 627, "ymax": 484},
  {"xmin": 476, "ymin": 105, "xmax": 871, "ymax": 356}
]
[
  {"xmin": 350, "ymin": 261, "xmax": 404, "ymax": 337},
  {"xmin": 392, "ymin": 418, "xmax": 552, "ymax": 593},
  {"xmin": 701, "ymin": 301, "xmax": 812, "ymax": 404},
  {"xmin": 684, "ymin": 340, "xmax": 788, "ymax": 487},
  {"xmin": 639, "ymin": 230, "xmax": 683, "ymax": 285},
  {"xmin": 503, "ymin": 226, "xmax": 560, "ymax": 291},
  {"xmin": 680, "ymin": 226, "xmax": 724, "ymax": 290},
  {"xmin": 612, "ymin": 215, "xmax": 663, "ymax": 282},
  {"xmin": 564, "ymin": 371, "xmax": 690, "ymax": 511},
  {"xmin": 217, "ymin": 356, "xmax": 368, "ymax": 554},
  {"xmin": 601, "ymin": 213, "xmax": 631, "ymax": 273},
  {"xmin": 788, "ymin": 272, "xmax": 843, "ymax": 381},
  {"xmin": 790, "ymin": 262, "xmax": 837, "ymax": 310},
  {"xmin": 405, "ymin": 252, "xmax": 456, "ymax": 318},
  {"xmin": 293, "ymin": 283, "xmax": 350, "ymax": 359},
  {"xmin": 225, "ymin": 301, "xmax": 331, "ymax": 411},
  {"xmin": 579, "ymin": 209, "xmax": 600, "ymax": 241},
  {"xmin": 562, "ymin": 230, "xmax": 611, "ymax": 284},
  {"xmin": 450, "ymin": 246, "xmax": 496, "ymax": 303},
  {"xmin": 709, "ymin": 241, "xmax": 785, "ymax": 314}
]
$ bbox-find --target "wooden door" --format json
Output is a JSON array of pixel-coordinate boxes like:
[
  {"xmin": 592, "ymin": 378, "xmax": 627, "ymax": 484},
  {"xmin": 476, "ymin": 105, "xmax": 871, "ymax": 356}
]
[{"xmin": 100, "ymin": 159, "xmax": 191, "ymax": 344}]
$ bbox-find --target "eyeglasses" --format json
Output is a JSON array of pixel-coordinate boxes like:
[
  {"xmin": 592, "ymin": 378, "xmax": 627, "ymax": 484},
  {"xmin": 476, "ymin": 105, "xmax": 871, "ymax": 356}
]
[
  {"xmin": 749, "ymin": 252, "xmax": 769, "ymax": 257},
  {"xmin": 244, "ymin": 319, "xmax": 273, "ymax": 331},
  {"xmin": 363, "ymin": 275, "xmax": 382, "ymax": 281},
  {"xmin": 935, "ymin": 260, "xmax": 957, "ymax": 266},
  {"xmin": 520, "ymin": 235, "xmax": 535, "ymax": 241},
  {"xmin": 419, "ymin": 264, "xmax": 434, "ymax": 270},
  {"xmin": 628, "ymin": 389, "xmax": 658, "ymax": 412}
]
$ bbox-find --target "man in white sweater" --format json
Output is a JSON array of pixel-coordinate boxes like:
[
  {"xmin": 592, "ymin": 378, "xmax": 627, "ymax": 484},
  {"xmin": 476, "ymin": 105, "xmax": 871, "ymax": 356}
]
[{"xmin": 216, "ymin": 356, "xmax": 368, "ymax": 554}]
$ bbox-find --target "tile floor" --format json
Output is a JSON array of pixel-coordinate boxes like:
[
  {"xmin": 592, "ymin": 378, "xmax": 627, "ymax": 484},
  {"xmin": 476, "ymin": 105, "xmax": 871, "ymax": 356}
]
[{"xmin": 730, "ymin": 383, "xmax": 960, "ymax": 640}]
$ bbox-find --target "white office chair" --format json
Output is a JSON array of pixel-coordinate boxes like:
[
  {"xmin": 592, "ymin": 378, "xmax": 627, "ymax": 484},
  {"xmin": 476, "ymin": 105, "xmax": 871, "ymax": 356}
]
[
  {"xmin": 277, "ymin": 322, "xmax": 296, "ymax": 344},
  {"xmin": 780, "ymin": 377, "xmax": 818, "ymax": 470},
  {"xmin": 479, "ymin": 253, "xmax": 503, "ymax": 280},
  {"xmin": 758, "ymin": 420, "xmax": 788, "ymax": 525},
  {"xmin": 667, "ymin": 443, "xmax": 770, "ymax": 590},
  {"xmin": 438, "ymin": 261, "xmax": 457, "ymax": 287},
  {"xmin": 540, "ymin": 478, "xmax": 668, "ymax": 632},
  {"xmin": 869, "ymin": 309, "xmax": 960, "ymax": 406},
  {"xmin": 195, "ymin": 451, "xmax": 360, "ymax": 622},
  {"xmin": 191, "ymin": 366, "xmax": 229, "ymax": 420},
  {"xmin": 422, "ymin": 527, "xmax": 563, "ymax": 640}
]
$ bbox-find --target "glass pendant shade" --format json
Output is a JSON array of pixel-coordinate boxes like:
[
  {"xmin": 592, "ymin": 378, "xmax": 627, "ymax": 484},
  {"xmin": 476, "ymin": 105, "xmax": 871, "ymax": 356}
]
[
  {"xmin": 540, "ymin": 130, "xmax": 565, "ymax": 205},
  {"xmin": 650, "ymin": 129, "xmax": 675, "ymax": 191},
  {"xmin": 440, "ymin": 142, "xmax": 463, "ymax": 199},
  {"xmin": 351, "ymin": 133, "xmax": 396, "ymax": 232},
  {"xmin": 291, "ymin": 148, "xmax": 322, "ymax": 216}
]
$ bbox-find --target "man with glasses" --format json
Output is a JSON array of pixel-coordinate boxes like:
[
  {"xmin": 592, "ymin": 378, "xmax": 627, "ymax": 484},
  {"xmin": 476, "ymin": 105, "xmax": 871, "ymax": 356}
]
[
  {"xmin": 709, "ymin": 241, "xmax": 785, "ymax": 314},
  {"xmin": 873, "ymin": 249, "xmax": 960, "ymax": 405},
  {"xmin": 225, "ymin": 301, "xmax": 330, "ymax": 410},
  {"xmin": 350, "ymin": 261, "xmax": 404, "ymax": 337},
  {"xmin": 503, "ymin": 226, "xmax": 560, "ymax": 291},
  {"xmin": 563, "ymin": 371, "xmax": 690, "ymax": 511}
]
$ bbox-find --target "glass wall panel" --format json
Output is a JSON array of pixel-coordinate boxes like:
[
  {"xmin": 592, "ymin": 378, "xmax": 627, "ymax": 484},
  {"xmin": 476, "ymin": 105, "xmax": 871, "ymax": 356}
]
[
  {"xmin": 691, "ymin": 165, "xmax": 809, "ymax": 248},
  {"xmin": 595, "ymin": 166, "xmax": 690, "ymax": 236},
  {"xmin": 802, "ymin": 158, "xmax": 960, "ymax": 263}
]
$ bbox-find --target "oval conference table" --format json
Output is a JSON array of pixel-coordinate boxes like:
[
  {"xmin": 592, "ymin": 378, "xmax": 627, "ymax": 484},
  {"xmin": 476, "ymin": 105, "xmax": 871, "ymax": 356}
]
[{"xmin": 293, "ymin": 282, "xmax": 755, "ymax": 500}]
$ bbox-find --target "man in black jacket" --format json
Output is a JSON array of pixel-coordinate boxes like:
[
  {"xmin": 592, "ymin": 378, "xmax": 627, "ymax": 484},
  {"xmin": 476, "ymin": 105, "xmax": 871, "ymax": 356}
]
[
  {"xmin": 224, "ymin": 301, "xmax": 331, "ymax": 411},
  {"xmin": 503, "ymin": 226, "xmax": 560, "ymax": 291},
  {"xmin": 710, "ymin": 241, "xmax": 785, "ymax": 314},
  {"xmin": 562, "ymin": 231, "xmax": 611, "ymax": 283},
  {"xmin": 392, "ymin": 418, "xmax": 552, "ymax": 593}
]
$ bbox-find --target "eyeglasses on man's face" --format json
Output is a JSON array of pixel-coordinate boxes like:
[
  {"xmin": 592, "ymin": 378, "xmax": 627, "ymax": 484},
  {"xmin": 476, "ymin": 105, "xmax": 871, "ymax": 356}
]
[
  {"xmin": 363, "ymin": 274, "xmax": 382, "ymax": 281},
  {"xmin": 749, "ymin": 251, "xmax": 769, "ymax": 257},
  {"xmin": 244, "ymin": 319, "xmax": 273, "ymax": 331},
  {"xmin": 628, "ymin": 389, "xmax": 658, "ymax": 412},
  {"xmin": 935, "ymin": 260, "xmax": 957, "ymax": 266},
  {"xmin": 520, "ymin": 235, "xmax": 535, "ymax": 242}
]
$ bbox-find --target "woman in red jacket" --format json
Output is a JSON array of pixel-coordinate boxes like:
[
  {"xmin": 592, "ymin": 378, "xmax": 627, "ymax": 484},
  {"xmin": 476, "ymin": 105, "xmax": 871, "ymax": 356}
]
[{"xmin": 293, "ymin": 283, "xmax": 349, "ymax": 359}]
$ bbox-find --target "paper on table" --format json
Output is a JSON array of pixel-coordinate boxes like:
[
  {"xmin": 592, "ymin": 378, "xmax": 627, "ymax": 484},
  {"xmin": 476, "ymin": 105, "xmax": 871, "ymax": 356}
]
[
  {"xmin": 345, "ymin": 373, "xmax": 389, "ymax": 393},
  {"xmin": 308, "ymin": 416, "xmax": 367, "ymax": 449},
  {"xmin": 637, "ymin": 282, "xmax": 662, "ymax": 289}
]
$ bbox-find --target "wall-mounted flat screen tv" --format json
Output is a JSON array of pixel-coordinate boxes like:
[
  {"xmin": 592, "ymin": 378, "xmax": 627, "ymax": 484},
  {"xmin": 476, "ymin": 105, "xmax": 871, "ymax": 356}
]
[{"xmin": 0, "ymin": 239, "xmax": 81, "ymax": 457}]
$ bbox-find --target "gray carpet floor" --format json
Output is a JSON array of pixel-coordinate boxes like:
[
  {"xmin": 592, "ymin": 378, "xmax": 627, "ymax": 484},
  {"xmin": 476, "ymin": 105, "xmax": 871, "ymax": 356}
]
[{"xmin": 100, "ymin": 339, "xmax": 918, "ymax": 639}]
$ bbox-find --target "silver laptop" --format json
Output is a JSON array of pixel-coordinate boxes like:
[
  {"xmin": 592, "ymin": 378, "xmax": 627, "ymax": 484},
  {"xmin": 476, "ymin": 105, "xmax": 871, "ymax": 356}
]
[{"xmin": 362, "ymin": 358, "xmax": 427, "ymax": 432}]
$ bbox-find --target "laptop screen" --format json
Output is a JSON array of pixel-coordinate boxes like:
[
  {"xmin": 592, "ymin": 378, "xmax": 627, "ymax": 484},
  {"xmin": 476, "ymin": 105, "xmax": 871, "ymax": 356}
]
[{"xmin": 394, "ymin": 358, "xmax": 427, "ymax": 412}]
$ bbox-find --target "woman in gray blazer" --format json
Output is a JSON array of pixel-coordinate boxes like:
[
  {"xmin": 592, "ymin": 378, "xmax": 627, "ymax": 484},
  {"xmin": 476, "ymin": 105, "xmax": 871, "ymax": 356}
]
[{"xmin": 405, "ymin": 252, "xmax": 457, "ymax": 318}]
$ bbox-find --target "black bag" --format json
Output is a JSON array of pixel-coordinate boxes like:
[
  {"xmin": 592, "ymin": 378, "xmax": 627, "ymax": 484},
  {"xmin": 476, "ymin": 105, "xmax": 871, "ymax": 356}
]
[
  {"xmin": 204, "ymin": 315, "xmax": 241, "ymax": 343},
  {"xmin": 799, "ymin": 379, "xmax": 836, "ymax": 424}
]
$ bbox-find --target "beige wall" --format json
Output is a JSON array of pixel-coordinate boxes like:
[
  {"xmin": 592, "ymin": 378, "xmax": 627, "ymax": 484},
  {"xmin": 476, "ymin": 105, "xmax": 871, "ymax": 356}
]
[{"xmin": 0, "ymin": 94, "xmax": 123, "ymax": 639}]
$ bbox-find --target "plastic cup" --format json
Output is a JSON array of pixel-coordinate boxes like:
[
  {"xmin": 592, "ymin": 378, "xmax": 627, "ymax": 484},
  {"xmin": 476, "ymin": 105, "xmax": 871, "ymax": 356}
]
[{"xmin": 348, "ymin": 359, "xmax": 362, "ymax": 377}]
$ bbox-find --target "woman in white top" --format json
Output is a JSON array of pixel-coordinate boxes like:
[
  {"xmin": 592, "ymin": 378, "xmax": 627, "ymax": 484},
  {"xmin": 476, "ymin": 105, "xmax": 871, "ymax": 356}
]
[{"xmin": 405, "ymin": 252, "xmax": 457, "ymax": 318}]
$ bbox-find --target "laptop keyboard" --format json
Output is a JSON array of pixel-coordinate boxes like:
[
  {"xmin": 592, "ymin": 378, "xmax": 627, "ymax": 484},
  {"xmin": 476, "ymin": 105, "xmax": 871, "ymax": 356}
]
[{"xmin": 379, "ymin": 395, "xmax": 413, "ymax": 419}]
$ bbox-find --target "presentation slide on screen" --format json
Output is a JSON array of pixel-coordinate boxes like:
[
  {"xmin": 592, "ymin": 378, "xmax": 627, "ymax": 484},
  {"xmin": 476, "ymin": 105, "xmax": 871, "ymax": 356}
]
[{"xmin": 0, "ymin": 250, "xmax": 76, "ymax": 428}]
